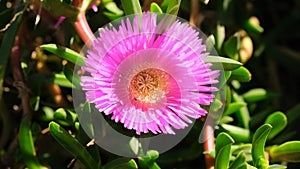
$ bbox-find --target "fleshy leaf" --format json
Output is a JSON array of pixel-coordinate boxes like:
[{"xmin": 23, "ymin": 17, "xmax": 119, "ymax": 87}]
[
  {"xmin": 53, "ymin": 108, "xmax": 77, "ymax": 126},
  {"xmin": 49, "ymin": 122, "xmax": 98, "ymax": 169},
  {"xmin": 224, "ymin": 33, "xmax": 240, "ymax": 60},
  {"xmin": 221, "ymin": 124, "xmax": 251, "ymax": 143},
  {"xmin": 252, "ymin": 124, "xmax": 272, "ymax": 169},
  {"xmin": 232, "ymin": 91, "xmax": 250, "ymax": 128},
  {"xmin": 264, "ymin": 111, "xmax": 287, "ymax": 140},
  {"xmin": 204, "ymin": 55, "xmax": 242, "ymax": 71},
  {"xmin": 103, "ymin": 0, "xmax": 124, "ymax": 20},
  {"xmin": 269, "ymin": 141, "xmax": 300, "ymax": 163},
  {"xmin": 224, "ymin": 102, "xmax": 247, "ymax": 116},
  {"xmin": 63, "ymin": 63, "xmax": 81, "ymax": 89},
  {"xmin": 205, "ymin": 34, "xmax": 216, "ymax": 53},
  {"xmin": 243, "ymin": 88, "xmax": 268, "ymax": 103},
  {"xmin": 215, "ymin": 132, "xmax": 235, "ymax": 169},
  {"xmin": 229, "ymin": 152, "xmax": 247, "ymax": 169},
  {"xmin": 121, "ymin": 0, "xmax": 142, "ymax": 15},
  {"xmin": 102, "ymin": 158, "xmax": 138, "ymax": 169},
  {"xmin": 230, "ymin": 66, "xmax": 252, "ymax": 82},
  {"xmin": 138, "ymin": 150, "xmax": 160, "ymax": 169},
  {"xmin": 19, "ymin": 116, "xmax": 47, "ymax": 169},
  {"xmin": 50, "ymin": 73, "xmax": 74, "ymax": 88},
  {"xmin": 243, "ymin": 16, "xmax": 264, "ymax": 34},
  {"xmin": 150, "ymin": 2, "xmax": 163, "ymax": 14},
  {"xmin": 214, "ymin": 24, "xmax": 225, "ymax": 51},
  {"xmin": 166, "ymin": 0, "xmax": 181, "ymax": 15},
  {"xmin": 267, "ymin": 164, "xmax": 287, "ymax": 169},
  {"xmin": 40, "ymin": 44, "xmax": 85, "ymax": 66}
]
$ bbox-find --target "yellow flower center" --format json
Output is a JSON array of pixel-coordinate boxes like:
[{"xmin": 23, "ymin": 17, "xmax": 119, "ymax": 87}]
[{"xmin": 129, "ymin": 68, "xmax": 169, "ymax": 106}]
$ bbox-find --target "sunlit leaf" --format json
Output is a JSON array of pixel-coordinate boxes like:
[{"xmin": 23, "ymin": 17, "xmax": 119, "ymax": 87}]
[
  {"xmin": 53, "ymin": 108, "xmax": 77, "ymax": 126},
  {"xmin": 205, "ymin": 34, "xmax": 216, "ymax": 53},
  {"xmin": 19, "ymin": 116, "xmax": 47, "ymax": 169},
  {"xmin": 224, "ymin": 33, "xmax": 240, "ymax": 60},
  {"xmin": 150, "ymin": 2, "xmax": 163, "ymax": 14},
  {"xmin": 204, "ymin": 55, "xmax": 242, "ymax": 71},
  {"xmin": 221, "ymin": 124, "xmax": 251, "ymax": 143},
  {"xmin": 49, "ymin": 122, "xmax": 99, "ymax": 169},
  {"xmin": 230, "ymin": 66, "xmax": 252, "ymax": 82},
  {"xmin": 121, "ymin": 0, "xmax": 142, "ymax": 15},
  {"xmin": 102, "ymin": 158, "xmax": 138, "ymax": 169},
  {"xmin": 224, "ymin": 102, "xmax": 247, "ymax": 116},
  {"xmin": 214, "ymin": 24, "xmax": 225, "ymax": 52},
  {"xmin": 243, "ymin": 88, "xmax": 268, "ymax": 103},
  {"xmin": 244, "ymin": 16, "xmax": 264, "ymax": 34},
  {"xmin": 166, "ymin": 0, "xmax": 181, "ymax": 15},
  {"xmin": 215, "ymin": 132, "xmax": 235, "ymax": 169},
  {"xmin": 265, "ymin": 111, "xmax": 287, "ymax": 140},
  {"xmin": 269, "ymin": 141, "xmax": 300, "ymax": 163},
  {"xmin": 252, "ymin": 124, "xmax": 272, "ymax": 169},
  {"xmin": 232, "ymin": 91, "xmax": 250, "ymax": 128},
  {"xmin": 40, "ymin": 44, "xmax": 85, "ymax": 66},
  {"xmin": 229, "ymin": 152, "xmax": 247, "ymax": 169}
]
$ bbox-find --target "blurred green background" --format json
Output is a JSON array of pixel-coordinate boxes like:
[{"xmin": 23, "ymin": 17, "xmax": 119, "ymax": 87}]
[{"xmin": 0, "ymin": 0, "xmax": 300, "ymax": 168}]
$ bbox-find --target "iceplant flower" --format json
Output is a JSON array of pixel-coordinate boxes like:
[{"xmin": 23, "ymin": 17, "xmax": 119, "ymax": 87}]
[{"xmin": 81, "ymin": 12, "xmax": 219, "ymax": 135}]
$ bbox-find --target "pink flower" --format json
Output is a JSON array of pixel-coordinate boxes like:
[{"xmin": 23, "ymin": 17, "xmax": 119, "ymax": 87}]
[{"xmin": 81, "ymin": 12, "xmax": 219, "ymax": 135}]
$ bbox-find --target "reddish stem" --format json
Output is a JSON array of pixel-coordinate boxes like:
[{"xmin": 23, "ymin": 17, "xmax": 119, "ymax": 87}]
[
  {"xmin": 74, "ymin": 11, "xmax": 95, "ymax": 49},
  {"xmin": 11, "ymin": 36, "xmax": 31, "ymax": 118},
  {"xmin": 203, "ymin": 118, "xmax": 215, "ymax": 169}
]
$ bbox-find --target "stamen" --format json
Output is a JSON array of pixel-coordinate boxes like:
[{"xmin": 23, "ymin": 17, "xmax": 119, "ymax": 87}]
[{"xmin": 129, "ymin": 68, "xmax": 169, "ymax": 106}]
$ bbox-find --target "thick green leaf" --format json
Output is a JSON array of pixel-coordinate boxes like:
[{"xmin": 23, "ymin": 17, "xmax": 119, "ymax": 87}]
[
  {"xmin": 264, "ymin": 111, "xmax": 287, "ymax": 140},
  {"xmin": 139, "ymin": 150, "xmax": 161, "ymax": 169},
  {"xmin": 205, "ymin": 34, "xmax": 216, "ymax": 53},
  {"xmin": 232, "ymin": 91, "xmax": 250, "ymax": 128},
  {"xmin": 242, "ymin": 88, "xmax": 268, "ymax": 103},
  {"xmin": 53, "ymin": 108, "xmax": 77, "ymax": 126},
  {"xmin": 214, "ymin": 24, "xmax": 225, "ymax": 52},
  {"xmin": 42, "ymin": 0, "xmax": 79, "ymax": 22},
  {"xmin": 150, "ymin": 2, "xmax": 163, "ymax": 14},
  {"xmin": 231, "ymin": 144, "xmax": 252, "ymax": 162},
  {"xmin": 49, "ymin": 122, "xmax": 98, "ymax": 169},
  {"xmin": 19, "ymin": 116, "xmax": 47, "ymax": 169},
  {"xmin": 0, "ymin": 9, "xmax": 22, "ymax": 98},
  {"xmin": 221, "ymin": 124, "xmax": 251, "ymax": 143},
  {"xmin": 121, "ymin": 0, "xmax": 142, "ymax": 15},
  {"xmin": 102, "ymin": 158, "xmax": 138, "ymax": 169},
  {"xmin": 50, "ymin": 73, "xmax": 74, "ymax": 88},
  {"xmin": 215, "ymin": 132, "xmax": 235, "ymax": 169},
  {"xmin": 229, "ymin": 152, "xmax": 247, "ymax": 169},
  {"xmin": 103, "ymin": 0, "xmax": 124, "ymax": 19},
  {"xmin": 230, "ymin": 66, "xmax": 252, "ymax": 82},
  {"xmin": 252, "ymin": 124, "xmax": 272, "ymax": 169},
  {"xmin": 40, "ymin": 44, "xmax": 85, "ymax": 66},
  {"xmin": 204, "ymin": 55, "xmax": 242, "ymax": 71},
  {"xmin": 224, "ymin": 102, "xmax": 247, "ymax": 116},
  {"xmin": 166, "ymin": 0, "xmax": 181, "ymax": 15},
  {"xmin": 267, "ymin": 164, "xmax": 287, "ymax": 169},
  {"xmin": 129, "ymin": 137, "xmax": 143, "ymax": 156},
  {"xmin": 243, "ymin": 17, "xmax": 264, "ymax": 34},
  {"xmin": 269, "ymin": 141, "xmax": 300, "ymax": 162},
  {"xmin": 224, "ymin": 33, "xmax": 240, "ymax": 60},
  {"xmin": 63, "ymin": 63, "xmax": 81, "ymax": 89}
]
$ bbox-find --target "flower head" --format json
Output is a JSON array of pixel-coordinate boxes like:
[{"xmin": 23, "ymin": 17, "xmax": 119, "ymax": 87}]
[{"xmin": 81, "ymin": 12, "xmax": 219, "ymax": 135}]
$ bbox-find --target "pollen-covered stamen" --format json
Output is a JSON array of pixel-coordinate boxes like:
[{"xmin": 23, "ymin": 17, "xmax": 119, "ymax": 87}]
[{"xmin": 129, "ymin": 68, "xmax": 169, "ymax": 106}]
